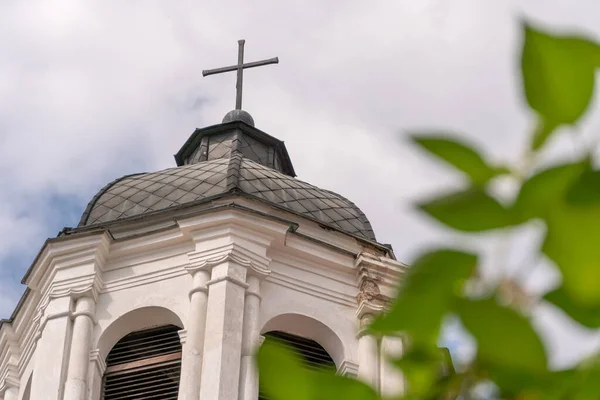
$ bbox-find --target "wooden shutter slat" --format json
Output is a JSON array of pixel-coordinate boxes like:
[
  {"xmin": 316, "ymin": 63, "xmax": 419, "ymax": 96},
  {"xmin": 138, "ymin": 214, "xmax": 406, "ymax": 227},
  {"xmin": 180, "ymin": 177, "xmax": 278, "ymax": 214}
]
[
  {"xmin": 105, "ymin": 352, "xmax": 182, "ymax": 374},
  {"xmin": 102, "ymin": 324, "xmax": 182, "ymax": 400}
]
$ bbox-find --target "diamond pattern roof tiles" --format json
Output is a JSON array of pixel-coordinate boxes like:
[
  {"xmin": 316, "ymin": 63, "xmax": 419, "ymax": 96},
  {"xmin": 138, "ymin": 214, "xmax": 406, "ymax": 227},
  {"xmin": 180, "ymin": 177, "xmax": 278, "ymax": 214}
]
[{"xmin": 79, "ymin": 155, "xmax": 376, "ymax": 241}]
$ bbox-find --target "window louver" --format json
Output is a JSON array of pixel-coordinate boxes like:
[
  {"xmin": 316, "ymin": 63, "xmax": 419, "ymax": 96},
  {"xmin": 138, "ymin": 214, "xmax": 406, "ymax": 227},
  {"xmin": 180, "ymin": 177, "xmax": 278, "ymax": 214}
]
[
  {"xmin": 102, "ymin": 325, "xmax": 182, "ymax": 400},
  {"xmin": 259, "ymin": 331, "xmax": 336, "ymax": 400}
]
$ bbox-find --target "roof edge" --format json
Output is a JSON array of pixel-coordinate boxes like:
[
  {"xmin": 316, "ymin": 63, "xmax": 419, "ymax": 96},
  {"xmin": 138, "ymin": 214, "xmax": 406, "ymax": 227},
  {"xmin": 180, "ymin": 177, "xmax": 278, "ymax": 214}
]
[{"xmin": 174, "ymin": 120, "xmax": 296, "ymax": 177}]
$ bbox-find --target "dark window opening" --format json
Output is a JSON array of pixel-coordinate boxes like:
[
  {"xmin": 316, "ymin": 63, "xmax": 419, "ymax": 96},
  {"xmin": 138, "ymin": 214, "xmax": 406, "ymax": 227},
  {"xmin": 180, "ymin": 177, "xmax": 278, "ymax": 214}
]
[
  {"xmin": 102, "ymin": 324, "xmax": 181, "ymax": 400},
  {"xmin": 259, "ymin": 331, "xmax": 336, "ymax": 400}
]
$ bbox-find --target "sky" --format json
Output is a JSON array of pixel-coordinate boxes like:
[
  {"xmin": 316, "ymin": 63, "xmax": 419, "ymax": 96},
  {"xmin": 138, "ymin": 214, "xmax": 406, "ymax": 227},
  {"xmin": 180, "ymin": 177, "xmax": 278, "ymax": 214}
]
[{"xmin": 2, "ymin": 0, "xmax": 600, "ymax": 369}]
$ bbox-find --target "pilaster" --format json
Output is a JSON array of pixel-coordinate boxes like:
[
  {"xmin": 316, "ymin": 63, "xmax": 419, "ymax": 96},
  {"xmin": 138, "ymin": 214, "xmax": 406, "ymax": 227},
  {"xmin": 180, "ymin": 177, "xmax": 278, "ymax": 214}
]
[
  {"xmin": 238, "ymin": 260, "xmax": 270, "ymax": 400},
  {"xmin": 198, "ymin": 255, "xmax": 249, "ymax": 400},
  {"xmin": 355, "ymin": 251, "xmax": 404, "ymax": 396},
  {"xmin": 194, "ymin": 239, "xmax": 272, "ymax": 400},
  {"xmin": 88, "ymin": 349, "xmax": 106, "ymax": 400},
  {"xmin": 29, "ymin": 295, "xmax": 72, "ymax": 400},
  {"xmin": 355, "ymin": 252, "xmax": 394, "ymax": 394},
  {"xmin": 178, "ymin": 252, "xmax": 211, "ymax": 400},
  {"xmin": 30, "ymin": 259, "xmax": 103, "ymax": 400},
  {"xmin": 64, "ymin": 288, "xmax": 97, "ymax": 400}
]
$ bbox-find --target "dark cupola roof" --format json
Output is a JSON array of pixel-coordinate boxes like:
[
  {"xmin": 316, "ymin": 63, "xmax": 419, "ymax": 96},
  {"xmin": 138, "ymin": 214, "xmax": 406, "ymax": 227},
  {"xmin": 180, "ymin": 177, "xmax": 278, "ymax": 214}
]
[{"xmin": 78, "ymin": 111, "xmax": 376, "ymax": 241}]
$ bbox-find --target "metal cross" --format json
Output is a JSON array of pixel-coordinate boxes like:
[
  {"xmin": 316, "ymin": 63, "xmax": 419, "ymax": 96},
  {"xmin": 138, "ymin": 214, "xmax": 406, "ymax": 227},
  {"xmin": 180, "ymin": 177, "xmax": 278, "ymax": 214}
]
[{"xmin": 202, "ymin": 39, "xmax": 279, "ymax": 110}]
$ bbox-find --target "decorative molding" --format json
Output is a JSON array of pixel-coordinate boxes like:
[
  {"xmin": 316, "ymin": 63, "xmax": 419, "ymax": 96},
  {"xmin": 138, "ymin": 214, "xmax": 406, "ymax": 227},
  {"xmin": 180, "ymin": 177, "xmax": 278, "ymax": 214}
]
[
  {"xmin": 245, "ymin": 290, "xmax": 261, "ymax": 300},
  {"xmin": 102, "ymin": 263, "xmax": 187, "ymax": 293},
  {"xmin": 356, "ymin": 278, "xmax": 389, "ymax": 310},
  {"xmin": 356, "ymin": 301, "xmax": 385, "ymax": 319},
  {"xmin": 34, "ymin": 311, "xmax": 71, "ymax": 342},
  {"xmin": 89, "ymin": 349, "xmax": 106, "ymax": 375},
  {"xmin": 247, "ymin": 261, "xmax": 270, "ymax": 279},
  {"xmin": 186, "ymin": 242, "xmax": 271, "ymax": 278},
  {"xmin": 0, "ymin": 363, "xmax": 20, "ymax": 395},
  {"xmin": 206, "ymin": 275, "xmax": 249, "ymax": 290},
  {"xmin": 188, "ymin": 285, "xmax": 209, "ymax": 300},
  {"xmin": 178, "ymin": 330, "xmax": 187, "ymax": 345},
  {"xmin": 50, "ymin": 282, "xmax": 100, "ymax": 304},
  {"xmin": 266, "ymin": 271, "xmax": 355, "ymax": 307},
  {"xmin": 355, "ymin": 251, "xmax": 398, "ymax": 332},
  {"xmin": 356, "ymin": 301, "xmax": 385, "ymax": 338},
  {"xmin": 338, "ymin": 360, "xmax": 359, "ymax": 378},
  {"xmin": 355, "ymin": 251, "xmax": 405, "ymax": 288},
  {"xmin": 71, "ymin": 310, "xmax": 97, "ymax": 324}
]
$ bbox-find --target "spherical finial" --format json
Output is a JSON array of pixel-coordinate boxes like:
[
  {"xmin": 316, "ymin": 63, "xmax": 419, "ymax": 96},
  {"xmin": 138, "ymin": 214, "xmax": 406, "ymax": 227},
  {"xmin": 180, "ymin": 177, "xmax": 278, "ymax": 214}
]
[{"xmin": 222, "ymin": 109, "xmax": 255, "ymax": 126}]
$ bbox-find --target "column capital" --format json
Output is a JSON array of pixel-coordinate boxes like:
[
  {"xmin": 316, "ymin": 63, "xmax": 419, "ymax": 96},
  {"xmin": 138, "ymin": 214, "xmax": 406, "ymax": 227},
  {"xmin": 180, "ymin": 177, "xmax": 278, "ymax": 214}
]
[
  {"xmin": 48, "ymin": 274, "xmax": 102, "ymax": 304},
  {"xmin": 89, "ymin": 349, "xmax": 106, "ymax": 376},
  {"xmin": 186, "ymin": 243, "xmax": 271, "ymax": 278},
  {"xmin": 0, "ymin": 363, "xmax": 20, "ymax": 395}
]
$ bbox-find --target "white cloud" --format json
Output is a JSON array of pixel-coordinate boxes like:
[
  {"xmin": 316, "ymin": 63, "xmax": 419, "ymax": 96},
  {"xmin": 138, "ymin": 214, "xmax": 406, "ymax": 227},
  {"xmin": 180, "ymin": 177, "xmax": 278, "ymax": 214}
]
[{"xmin": 1, "ymin": 0, "xmax": 600, "ymax": 367}]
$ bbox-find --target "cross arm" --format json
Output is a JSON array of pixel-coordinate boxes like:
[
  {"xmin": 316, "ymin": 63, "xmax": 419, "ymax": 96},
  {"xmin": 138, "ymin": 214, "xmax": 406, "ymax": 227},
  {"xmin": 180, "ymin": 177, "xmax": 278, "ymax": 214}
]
[{"xmin": 202, "ymin": 57, "xmax": 279, "ymax": 77}]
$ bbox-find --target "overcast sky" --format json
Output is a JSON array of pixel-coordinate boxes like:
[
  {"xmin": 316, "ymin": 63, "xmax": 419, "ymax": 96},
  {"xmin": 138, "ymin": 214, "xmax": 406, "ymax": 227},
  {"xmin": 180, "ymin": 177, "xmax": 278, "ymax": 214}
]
[{"xmin": 2, "ymin": 0, "xmax": 600, "ymax": 369}]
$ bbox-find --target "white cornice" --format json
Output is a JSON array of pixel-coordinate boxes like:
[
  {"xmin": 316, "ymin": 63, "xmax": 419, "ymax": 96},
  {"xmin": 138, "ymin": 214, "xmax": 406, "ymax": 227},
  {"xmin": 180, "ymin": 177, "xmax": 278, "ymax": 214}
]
[
  {"xmin": 177, "ymin": 208, "xmax": 289, "ymax": 245},
  {"xmin": 107, "ymin": 229, "xmax": 190, "ymax": 266},
  {"xmin": 355, "ymin": 252, "xmax": 405, "ymax": 287},
  {"xmin": 24, "ymin": 232, "xmax": 110, "ymax": 288},
  {"xmin": 279, "ymin": 234, "xmax": 357, "ymax": 272}
]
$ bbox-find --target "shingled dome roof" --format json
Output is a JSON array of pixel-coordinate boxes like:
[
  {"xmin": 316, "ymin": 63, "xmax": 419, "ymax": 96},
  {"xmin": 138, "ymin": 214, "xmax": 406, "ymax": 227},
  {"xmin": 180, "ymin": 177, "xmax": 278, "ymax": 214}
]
[{"xmin": 78, "ymin": 117, "xmax": 376, "ymax": 241}]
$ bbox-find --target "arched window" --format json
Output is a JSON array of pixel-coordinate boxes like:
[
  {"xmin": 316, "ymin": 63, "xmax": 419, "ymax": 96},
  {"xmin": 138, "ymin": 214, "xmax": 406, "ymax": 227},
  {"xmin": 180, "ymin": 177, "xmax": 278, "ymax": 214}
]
[
  {"xmin": 259, "ymin": 331, "xmax": 336, "ymax": 400},
  {"xmin": 101, "ymin": 324, "xmax": 182, "ymax": 400}
]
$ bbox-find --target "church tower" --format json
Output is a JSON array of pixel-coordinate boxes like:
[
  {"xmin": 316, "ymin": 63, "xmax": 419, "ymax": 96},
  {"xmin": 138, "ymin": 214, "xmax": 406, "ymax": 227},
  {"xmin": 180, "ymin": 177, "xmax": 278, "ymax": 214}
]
[{"xmin": 0, "ymin": 40, "xmax": 405, "ymax": 400}]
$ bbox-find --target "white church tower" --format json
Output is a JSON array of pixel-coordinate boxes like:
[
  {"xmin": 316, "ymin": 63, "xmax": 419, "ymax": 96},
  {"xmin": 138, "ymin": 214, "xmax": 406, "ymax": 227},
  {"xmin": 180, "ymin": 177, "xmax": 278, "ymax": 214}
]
[{"xmin": 0, "ymin": 40, "xmax": 405, "ymax": 400}]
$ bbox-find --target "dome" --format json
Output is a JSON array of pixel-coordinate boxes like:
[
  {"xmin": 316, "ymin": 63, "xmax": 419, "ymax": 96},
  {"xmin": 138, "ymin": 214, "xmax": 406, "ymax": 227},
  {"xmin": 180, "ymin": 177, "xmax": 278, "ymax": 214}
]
[
  {"xmin": 78, "ymin": 155, "xmax": 376, "ymax": 241},
  {"xmin": 222, "ymin": 109, "xmax": 255, "ymax": 126}
]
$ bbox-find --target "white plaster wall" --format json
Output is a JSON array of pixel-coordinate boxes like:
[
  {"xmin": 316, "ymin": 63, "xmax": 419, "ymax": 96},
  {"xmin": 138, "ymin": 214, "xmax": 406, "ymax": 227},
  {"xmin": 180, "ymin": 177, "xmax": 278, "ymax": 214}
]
[
  {"xmin": 93, "ymin": 274, "xmax": 190, "ymax": 357},
  {"xmin": 259, "ymin": 279, "xmax": 359, "ymax": 367}
]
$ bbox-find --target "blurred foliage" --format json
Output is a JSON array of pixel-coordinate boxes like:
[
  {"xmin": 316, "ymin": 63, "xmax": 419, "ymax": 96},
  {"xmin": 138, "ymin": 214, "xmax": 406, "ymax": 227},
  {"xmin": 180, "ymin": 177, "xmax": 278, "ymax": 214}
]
[{"xmin": 257, "ymin": 21, "xmax": 600, "ymax": 399}]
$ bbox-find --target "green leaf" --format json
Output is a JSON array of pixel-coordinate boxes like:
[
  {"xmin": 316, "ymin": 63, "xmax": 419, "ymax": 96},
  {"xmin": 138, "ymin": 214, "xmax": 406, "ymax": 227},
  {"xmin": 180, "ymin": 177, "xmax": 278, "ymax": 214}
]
[
  {"xmin": 518, "ymin": 161, "xmax": 600, "ymax": 305},
  {"xmin": 565, "ymin": 167, "xmax": 600, "ymax": 206},
  {"xmin": 370, "ymin": 249, "xmax": 477, "ymax": 343},
  {"xmin": 570, "ymin": 359, "xmax": 600, "ymax": 400},
  {"xmin": 411, "ymin": 135, "xmax": 508, "ymax": 185},
  {"xmin": 542, "ymin": 204, "xmax": 600, "ymax": 306},
  {"xmin": 311, "ymin": 370, "xmax": 379, "ymax": 400},
  {"xmin": 530, "ymin": 118, "xmax": 559, "ymax": 152},
  {"xmin": 513, "ymin": 161, "xmax": 586, "ymax": 222},
  {"xmin": 457, "ymin": 297, "xmax": 548, "ymax": 373},
  {"xmin": 257, "ymin": 337, "xmax": 314, "ymax": 400},
  {"xmin": 521, "ymin": 23, "xmax": 600, "ymax": 149},
  {"xmin": 544, "ymin": 288, "xmax": 600, "ymax": 328},
  {"xmin": 486, "ymin": 367, "xmax": 570, "ymax": 400},
  {"xmin": 391, "ymin": 345, "xmax": 455, "ymax": 398},
  {"xmin": 418, "ymin": 188, "xmax": 516, "ymax": 232}
]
